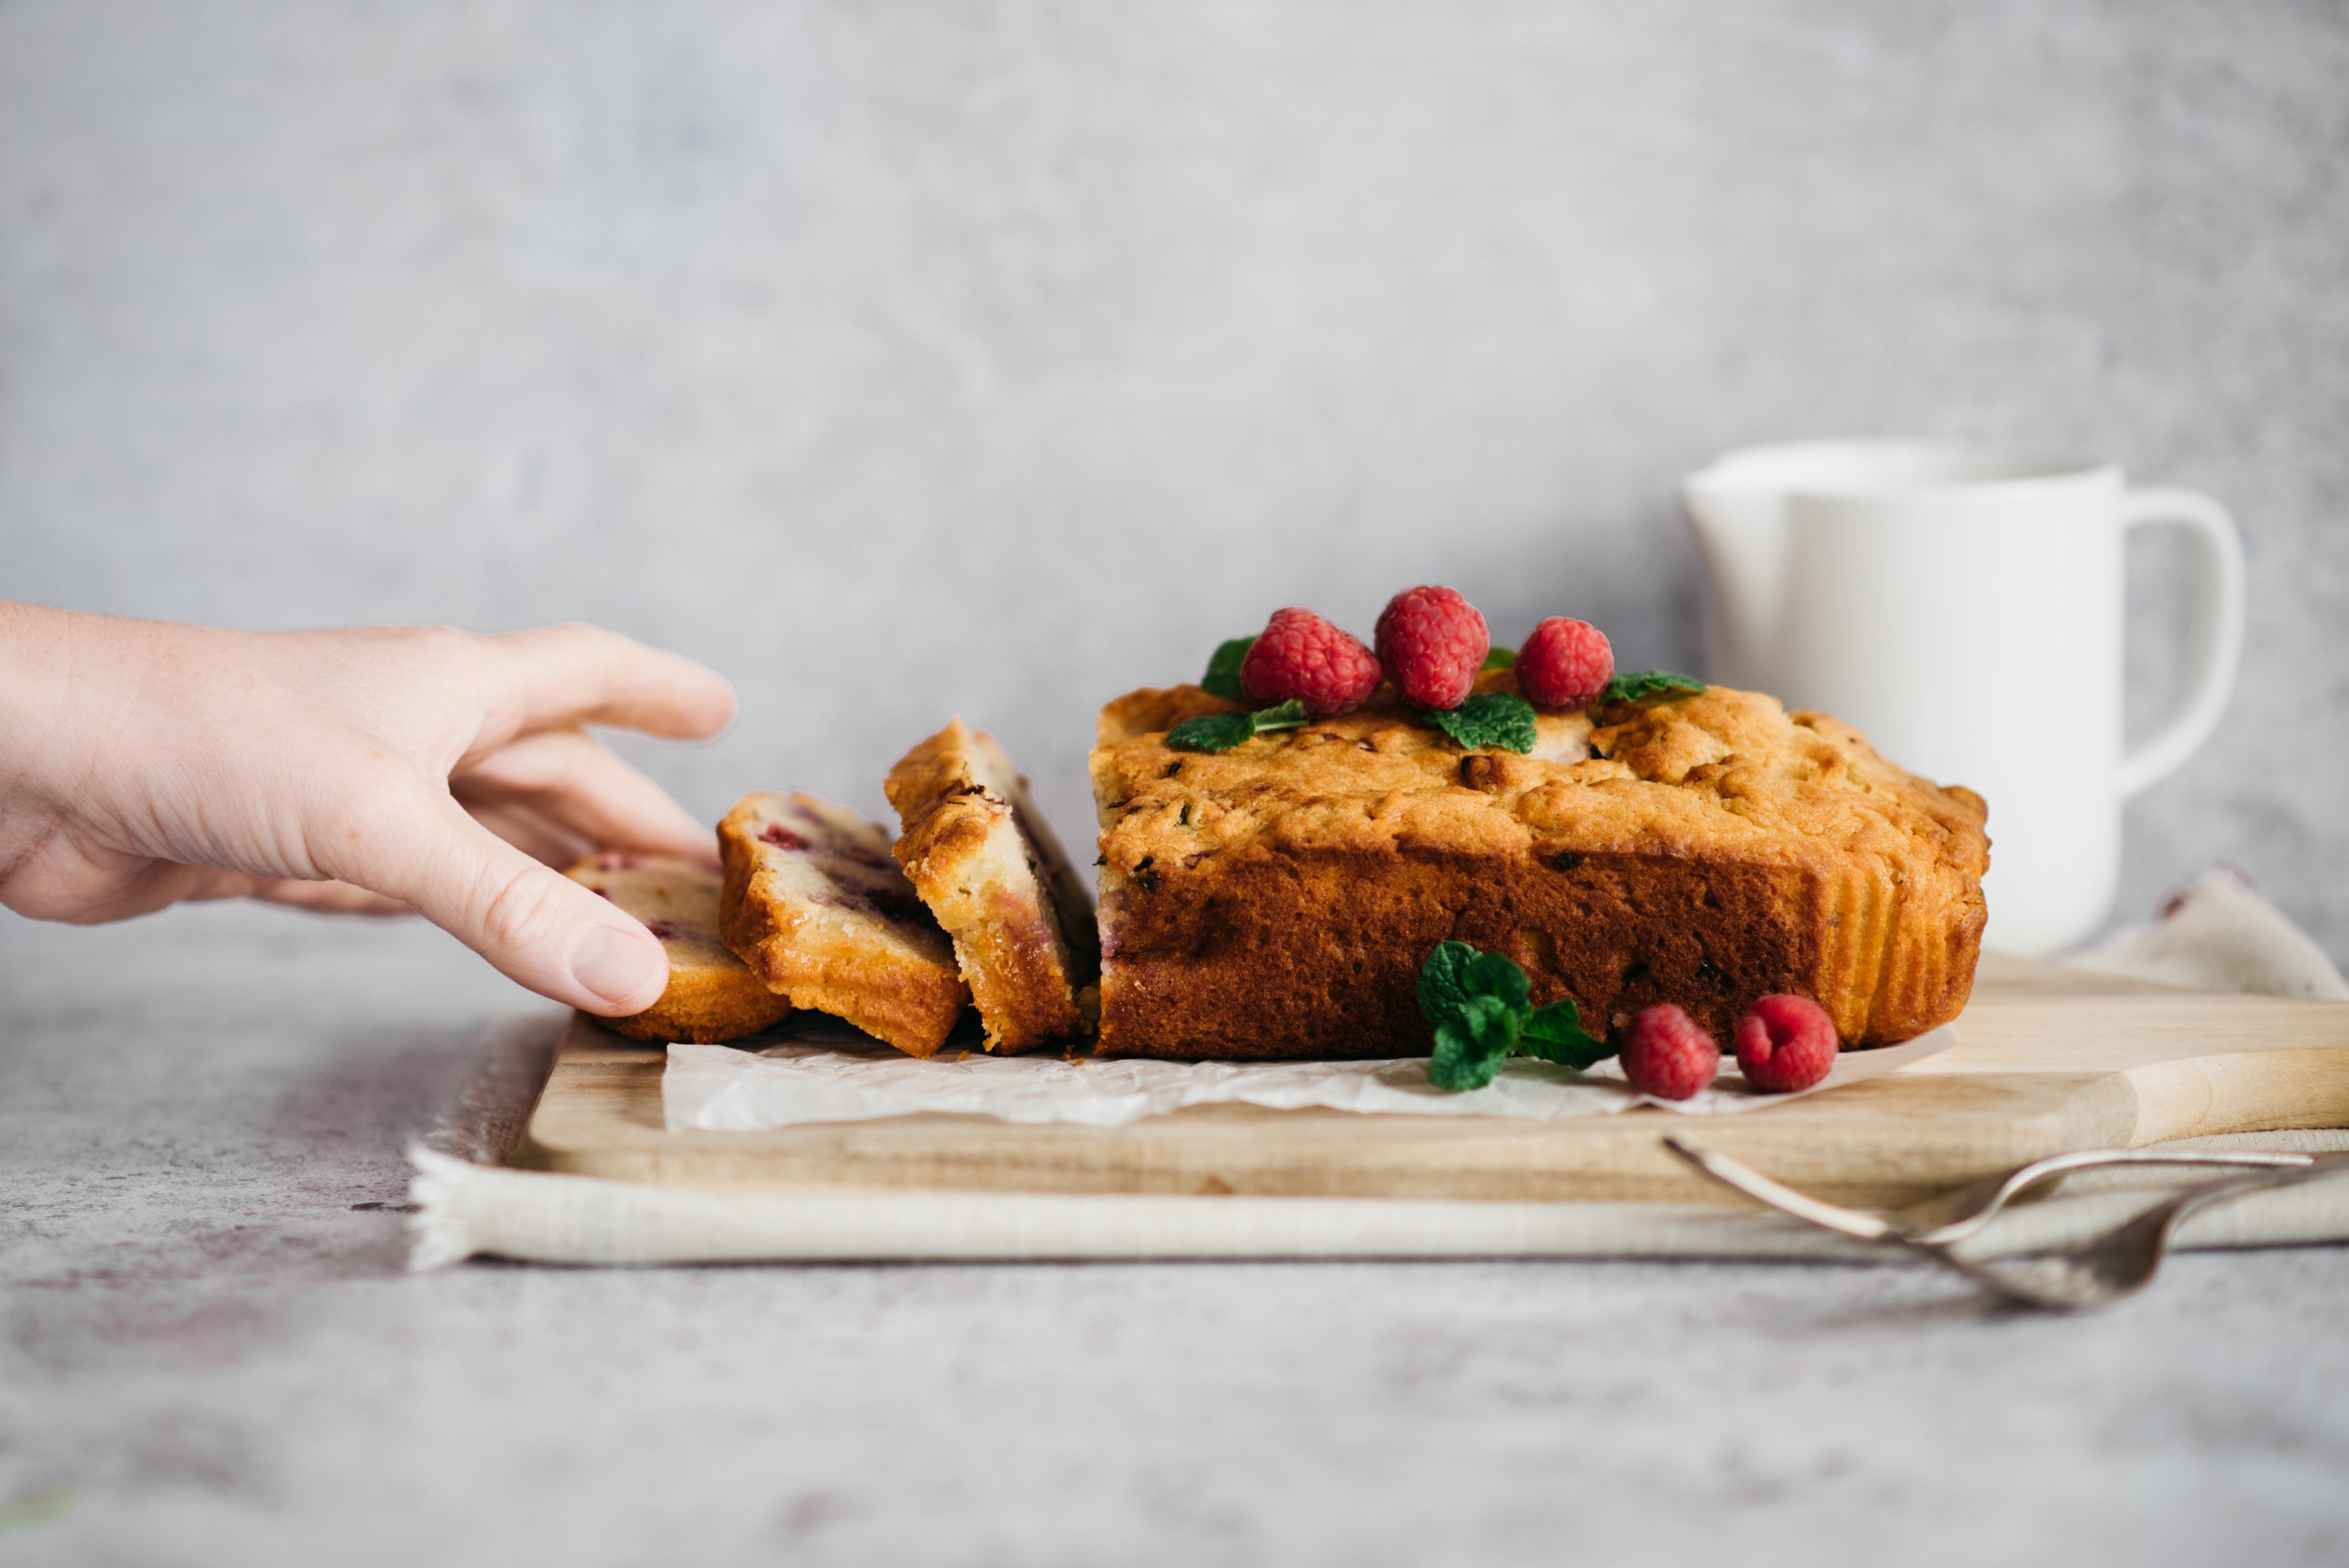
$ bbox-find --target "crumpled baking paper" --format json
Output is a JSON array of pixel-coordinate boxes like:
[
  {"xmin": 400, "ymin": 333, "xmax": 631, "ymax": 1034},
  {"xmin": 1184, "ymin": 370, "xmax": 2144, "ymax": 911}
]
[{"xmin": 663, "ymin": 1022, "xmax": 1957, "ymax": 1132}]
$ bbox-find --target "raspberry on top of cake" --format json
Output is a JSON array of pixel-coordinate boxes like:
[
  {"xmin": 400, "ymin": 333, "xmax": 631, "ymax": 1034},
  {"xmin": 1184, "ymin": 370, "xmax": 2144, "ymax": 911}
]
[
  {"xmin": 1089, "ymin": 668, "xmax": 1988, "ymax": 1060},
  {"xmin": 885, "ymin": 719, "xmax": 1099, "ymax": 1053},
  {"xmin": 717, "ymin": 791, "xmax": 970, "ymax": 1058},
  {"xmin": 562, "ymin": 851, "xmax": 793, "ymax": 1044}
]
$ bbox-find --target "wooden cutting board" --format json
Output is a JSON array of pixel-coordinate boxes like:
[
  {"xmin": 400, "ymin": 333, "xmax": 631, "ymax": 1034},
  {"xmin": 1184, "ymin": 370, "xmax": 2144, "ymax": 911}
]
[{"xmin": 515, "ymin": 955, "xmax": 2349, "ymax": 1208}]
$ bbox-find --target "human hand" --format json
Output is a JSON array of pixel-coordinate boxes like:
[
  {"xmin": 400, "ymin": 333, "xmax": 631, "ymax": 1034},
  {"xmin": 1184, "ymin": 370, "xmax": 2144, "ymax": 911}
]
[{"xmin": 0, "ymin": 604, "xmax": 735, "ymax": 1016}]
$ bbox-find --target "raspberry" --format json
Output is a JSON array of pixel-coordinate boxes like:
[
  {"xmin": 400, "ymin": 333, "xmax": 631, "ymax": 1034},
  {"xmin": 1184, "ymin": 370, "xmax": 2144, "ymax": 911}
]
[
  {"xmin": 1239, "ymin": 607, "xmax": 1383, "ymax": 715},
  {"xmin": 1517, "ymin": 617, "xmax": 1615, "ymax": 709},
  {"xmin": 1619, "ymin": 1005, "xmax": 1721, "ymax": 1100},
  {"xmin": 1374, "ymin": 585, "xmax": 1488, "ymax": 710},
  {"xmin": 1734, "ymin": 994, "xmax": 1839, "ymax": 1093}
]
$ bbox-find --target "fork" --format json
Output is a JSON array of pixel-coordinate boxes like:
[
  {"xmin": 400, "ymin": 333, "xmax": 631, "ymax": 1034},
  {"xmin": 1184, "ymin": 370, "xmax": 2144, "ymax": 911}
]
[{"xmin": 1661, "ymin": 1136, "xmax": 2348, "ymax": 1311}]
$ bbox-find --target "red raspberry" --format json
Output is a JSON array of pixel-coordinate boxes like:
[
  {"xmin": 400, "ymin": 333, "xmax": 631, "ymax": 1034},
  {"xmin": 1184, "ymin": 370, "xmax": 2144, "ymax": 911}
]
[
  {"xmin": 1516, "ymin": 617, "xmax": 1615, "ymax": 709},
  {"xmin": 1619, "ymin": 1005, "xmax": 1721, "ymax": 1100},
  {"xmin": 1373, "ymin": 585, "xmax": 1488, "ymax": 710},
  {"xmin": 1734, "ymin": 994, "xmax": 1839, "ymax": 1093},
  {"xmin": 1239, "ymin": 607, "xmax": 1383, "ymax": 715}
]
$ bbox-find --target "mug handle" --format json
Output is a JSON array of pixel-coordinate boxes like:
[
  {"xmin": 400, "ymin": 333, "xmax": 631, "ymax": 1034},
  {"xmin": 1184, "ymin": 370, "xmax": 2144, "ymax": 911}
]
[{"xmin": 2116, "ymin": 488, "xmax": 2246, "ymax": 797}]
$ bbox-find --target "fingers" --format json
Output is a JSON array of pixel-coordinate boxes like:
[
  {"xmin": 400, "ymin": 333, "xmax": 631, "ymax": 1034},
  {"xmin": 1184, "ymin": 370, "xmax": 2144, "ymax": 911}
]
[
  {"xmin": 455, "ymin": 798, "xmax": 595, "ymax": 870},
  {"xmin": 4, "ymin": 856, "xmax": 262, "ymax": 924},
  {"xmin": 6, "ymin": 856, "xmax": 412, "ymax": 923},
  {"xmin": 246, "ymin": 878, "xmax": 414, "ymax": 916},
  {"xmin": 327, "ymin": 771, "xmax": 671, "ymax": 1016},
  {"xmin": 483, "ymin": 623, "xmax": 736, "ymax": 745},
  {"xmin": 451, "ymin": 729, "xmax": 719, "ymax": 867},
  {"xmin": 176, "ymin": 868, "xmax": 413, "ymax": 916}
]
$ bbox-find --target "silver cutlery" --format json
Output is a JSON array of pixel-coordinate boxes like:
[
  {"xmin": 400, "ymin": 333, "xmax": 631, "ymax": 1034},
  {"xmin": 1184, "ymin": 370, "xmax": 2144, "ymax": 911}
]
[{"xmin": 1660, "ymin": 1136, "xmax": 2347, "ymax": 1311}]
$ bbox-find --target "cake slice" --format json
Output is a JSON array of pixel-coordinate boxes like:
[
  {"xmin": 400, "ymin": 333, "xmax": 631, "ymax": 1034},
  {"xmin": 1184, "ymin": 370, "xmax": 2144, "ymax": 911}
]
[
  {"xmin": 885, "ymin": 719, "xmax": 1100, "ymax": 1052},
  {"xmin": 1089, "ymin": 670, "xmax": 1987, "ymax": 1059},
  {"xmin": 562, "ymin": 852, "xmax": 793, "ymax": 1044},
  {"xmin": 717, "ymin": 790, "xmax": 970, "ymax": 1057}
]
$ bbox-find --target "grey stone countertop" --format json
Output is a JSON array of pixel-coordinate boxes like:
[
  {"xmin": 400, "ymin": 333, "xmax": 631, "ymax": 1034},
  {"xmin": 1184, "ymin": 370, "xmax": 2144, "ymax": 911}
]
[{"xmin": 4, "ymin": 904, "xmax": 2347, "ymax": 1567}]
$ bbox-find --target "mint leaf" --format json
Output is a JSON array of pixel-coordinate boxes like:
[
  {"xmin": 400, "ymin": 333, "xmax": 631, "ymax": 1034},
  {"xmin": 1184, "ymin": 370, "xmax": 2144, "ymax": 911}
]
[
  {"xmin": 1417, "ymin": 940, "xmax": 1531, "ymax": 1027},
  {"xmin": 1419, "ymin": 940, "xmax": 1608, "ymax": 1088},
  {"xmin": 1418, "ymin": 942, "xmax": 1532, "ymax": 1091},
  {"xmin": 1166, "ymin": 712, "xmax": 1255, "ymax": 752},
  {"xmin": 1166, "ymin": 698, "xmax": 1312, "ymax": 753},
  {"xmin": 1201, "ymin": 637, "xmax": 1256, "ymax": 702},
  {"xmin": 1482, "ymin": 647, "xmax": 1517, "ymax": 672},
  {"xmin": 1520, "ymin": 997, "xmax": 1612, "ymax": 1070},
  {"xmin": 1422, "ymin": 691, "xmax": 1538, "ymax": 754},
  {"xmin": 1462, "ymin": 947, "xmax": 1531, "ymax": 1013},
  {"xmin": 1430, "ymin": 994, "xmax": 1521, "ymax": 1091},
  {"xmin": 1598, "ymin": 671, "xmax": 1705, "ymax": 709},
  {"xmin": 1417, "ymin": 939, "xmax": 1478, "ymax": 1025}
]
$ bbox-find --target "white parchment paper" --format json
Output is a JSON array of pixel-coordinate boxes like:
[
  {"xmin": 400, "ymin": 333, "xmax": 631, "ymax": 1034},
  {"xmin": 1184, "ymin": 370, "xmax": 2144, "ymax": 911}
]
[{"xmin": 663, "ymin": 1024, "xmax": 1956, "ymax": 1132}]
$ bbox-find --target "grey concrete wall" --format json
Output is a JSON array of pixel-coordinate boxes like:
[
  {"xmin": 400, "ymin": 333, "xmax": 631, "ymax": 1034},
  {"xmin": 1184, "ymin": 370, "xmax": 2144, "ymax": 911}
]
[{"xmin": 3, "ymin": 1, "xmax": 2344, "ymax": 955}]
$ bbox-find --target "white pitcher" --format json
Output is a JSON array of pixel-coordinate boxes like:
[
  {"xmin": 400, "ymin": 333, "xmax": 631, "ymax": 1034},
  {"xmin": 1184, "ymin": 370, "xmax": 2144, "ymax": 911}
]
[{"xmin": 1683, "ymin": 440, "xmax": 2244, "ymax": 956}]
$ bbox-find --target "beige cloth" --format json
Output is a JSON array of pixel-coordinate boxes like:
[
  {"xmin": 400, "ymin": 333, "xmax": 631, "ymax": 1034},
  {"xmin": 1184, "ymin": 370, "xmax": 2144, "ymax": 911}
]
[
  {"xmin": 2072, "ymin": 869, "xmax": 2349, "ymax": 1000},
  {"xmin": 409, "ymin": 1129, "xmax": 2349, "ymax": 1269}
]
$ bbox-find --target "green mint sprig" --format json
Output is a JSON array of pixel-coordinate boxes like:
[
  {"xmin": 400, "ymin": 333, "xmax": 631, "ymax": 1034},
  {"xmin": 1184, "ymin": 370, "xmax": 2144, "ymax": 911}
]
[
  {"xmin": 1422, "ymin": 690, "xmax": 1537, "ymax": 754},
  {"xmin": 1200, "ymin": 637, "xmax": 1256, "ymax": 702},
  {"xmin": 1419, "ymin": 940, "xmax": 1610, "ymax": 1091},
  {"xmin": 1167, "ymin": 697, "xmax": 1308, "ymax": 754},
  {"xmin": 1481, "ymin": 647, "xmax": 1517, "ymax": 671},
  {"xmin": 1597, "ymin": 670, "xmax": 1705, "ymax": 709}
]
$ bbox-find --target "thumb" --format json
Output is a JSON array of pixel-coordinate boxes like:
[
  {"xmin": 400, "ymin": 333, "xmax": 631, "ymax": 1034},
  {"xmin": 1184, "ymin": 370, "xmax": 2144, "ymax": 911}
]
[{"xmin": 335, "ymin": 775, "xmax": 670, "ymax": 1015}]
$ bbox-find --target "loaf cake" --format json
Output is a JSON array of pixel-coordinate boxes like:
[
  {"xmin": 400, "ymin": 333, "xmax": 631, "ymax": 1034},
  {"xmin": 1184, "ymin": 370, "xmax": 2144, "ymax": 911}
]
[
  {"xmin": 885, "ymin": 719, "xmax": 1099, "ymax": 1052},
  {"xmin": 562, "ymin": 852, "xmax": 793, "ymax": 1044},
  {"xmin": 1089, "ymin": 671, "xmax": 1987, "ymax": 1058},
  {"xmin": 717, "ymin": 791, "xmax": 970, "ymax": 1057}
]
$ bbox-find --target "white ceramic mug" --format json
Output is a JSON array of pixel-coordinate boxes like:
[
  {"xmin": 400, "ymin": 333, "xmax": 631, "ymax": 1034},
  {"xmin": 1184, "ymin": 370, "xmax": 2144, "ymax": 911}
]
[{"xmin": 1683, "ymin": 440, "xmax": 2245, "ymax": 956}]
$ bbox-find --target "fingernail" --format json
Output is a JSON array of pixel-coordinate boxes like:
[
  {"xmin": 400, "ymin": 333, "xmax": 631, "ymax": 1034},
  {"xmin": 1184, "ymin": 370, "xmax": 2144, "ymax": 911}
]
[{"xmin": 570, "ymin": 924, "xmax": 666, "ymax": 1009}]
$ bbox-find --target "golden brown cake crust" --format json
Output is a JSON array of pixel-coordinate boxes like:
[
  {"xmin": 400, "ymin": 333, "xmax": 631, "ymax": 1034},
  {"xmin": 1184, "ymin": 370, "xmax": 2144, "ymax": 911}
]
[
  {"xmin": 563, "ymin": 852, "xmax": 793, "ymax": 1044},
  {"xmin": 717, "ymin": 790, "xmax": 970, "ymax": 1058},
  {"xmin": 885, "ymin": 719, "xmax": 1099, "ymax": 1052},
  {"xmin": 1090, "ymin": 672, "xmax": 1987, "ymax": 1058}
]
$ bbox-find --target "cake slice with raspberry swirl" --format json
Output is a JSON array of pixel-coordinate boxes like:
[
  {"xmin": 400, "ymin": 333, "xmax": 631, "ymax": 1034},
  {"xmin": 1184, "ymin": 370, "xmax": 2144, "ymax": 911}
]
[
  {"xmin": 717, "ymin": 790, "xmax": 970, "ymax": 1056},
  {"xmin": 562, "ymin": 850, "xmax": 793, "ymax": 1044}
]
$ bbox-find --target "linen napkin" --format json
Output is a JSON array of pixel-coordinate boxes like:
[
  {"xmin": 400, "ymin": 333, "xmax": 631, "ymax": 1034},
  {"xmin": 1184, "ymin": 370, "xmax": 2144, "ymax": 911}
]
[{"xmin": 2070, "ymin": 868, "xmax": 2349, "ymax": 1001}]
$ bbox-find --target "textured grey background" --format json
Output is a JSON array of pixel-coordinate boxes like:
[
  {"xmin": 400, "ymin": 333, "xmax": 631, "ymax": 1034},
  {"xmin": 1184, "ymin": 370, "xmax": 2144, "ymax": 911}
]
[{"xmin": 3, "ymin": 0, "xmax": 2345, "ymax": 959}]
